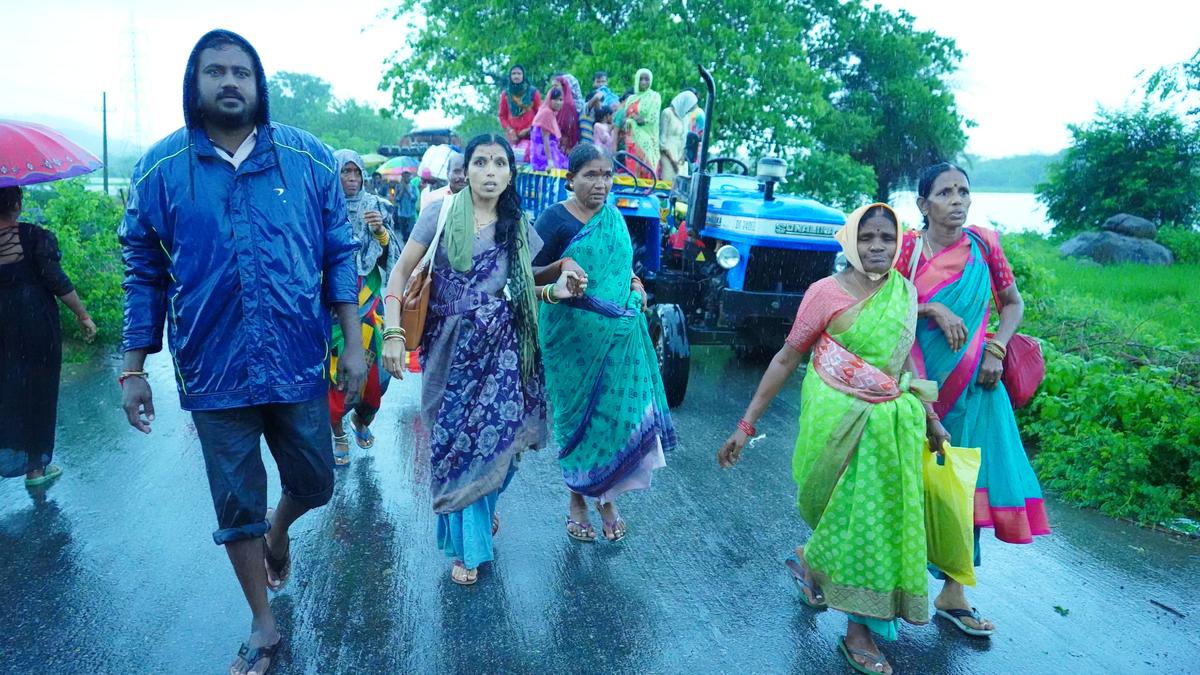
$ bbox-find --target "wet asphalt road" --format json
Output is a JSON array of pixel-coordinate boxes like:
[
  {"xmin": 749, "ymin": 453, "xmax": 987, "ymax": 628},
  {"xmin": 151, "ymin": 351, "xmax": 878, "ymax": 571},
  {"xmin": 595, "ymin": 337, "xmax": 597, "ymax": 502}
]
[{"xmin": 2, "ymin": 347, "xmax": 1198, "ymax": 674}]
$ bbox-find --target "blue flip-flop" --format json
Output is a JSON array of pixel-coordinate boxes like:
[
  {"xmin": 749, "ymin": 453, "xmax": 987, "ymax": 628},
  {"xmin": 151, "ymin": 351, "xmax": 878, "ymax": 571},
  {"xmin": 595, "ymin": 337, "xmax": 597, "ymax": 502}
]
[
  {"xmin": 333, "ymin": 433, "xmax": 350, "ymax": 467},
  {"xmin": 785, "ymin": 553, "xmax": 827, "ymax": 609},
  {"xmin": 349, "ymin": 412, "xmax": 375, "ymax": 449}
]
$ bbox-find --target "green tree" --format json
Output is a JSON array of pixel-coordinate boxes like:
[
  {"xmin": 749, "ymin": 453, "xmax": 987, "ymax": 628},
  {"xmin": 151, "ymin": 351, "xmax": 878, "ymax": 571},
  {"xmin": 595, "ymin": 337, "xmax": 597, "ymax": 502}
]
[
  {"xmin": 382, "ymin": 0, "xmax": 828, "ymax": 156},
  {"xmin": 1144, "ymin": 47, "xmax": 1200, "ymax": 117},
  {"xmin": 1036, "ymin": 106, "xmax": 1200, "ymax": 236},
  {"xmin": 805, "ymin": 0, "xmax": 970, "ymax": 201},
  {"xmin": 269, "ymin": 71, "xmax": 413, "ymax": 152},
  {"xmin": 382, "ymin": 0, "xmax": 968, "ymax": 209}
]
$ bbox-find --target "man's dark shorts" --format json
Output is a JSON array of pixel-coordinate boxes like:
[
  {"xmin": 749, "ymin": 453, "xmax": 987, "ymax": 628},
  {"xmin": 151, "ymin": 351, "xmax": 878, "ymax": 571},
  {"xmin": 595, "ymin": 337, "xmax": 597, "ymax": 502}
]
[{"xmin": 192, "ymin": 396, "xmax": 334, "ymax": 545}]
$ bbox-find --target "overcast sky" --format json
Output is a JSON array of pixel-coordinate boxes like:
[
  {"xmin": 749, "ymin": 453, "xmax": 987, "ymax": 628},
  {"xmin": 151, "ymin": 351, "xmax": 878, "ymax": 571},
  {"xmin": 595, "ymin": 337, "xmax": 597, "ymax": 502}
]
[{"xmin": 3, "ymin": 1, "xmax": 1197, "ymax": 160}]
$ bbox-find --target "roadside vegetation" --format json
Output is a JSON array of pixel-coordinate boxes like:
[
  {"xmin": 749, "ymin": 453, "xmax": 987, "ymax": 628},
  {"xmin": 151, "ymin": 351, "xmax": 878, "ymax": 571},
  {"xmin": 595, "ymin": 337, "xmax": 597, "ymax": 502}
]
[{"xmin": 1005, "ymin": 233, "xmax": 1200, "ymax": 529}]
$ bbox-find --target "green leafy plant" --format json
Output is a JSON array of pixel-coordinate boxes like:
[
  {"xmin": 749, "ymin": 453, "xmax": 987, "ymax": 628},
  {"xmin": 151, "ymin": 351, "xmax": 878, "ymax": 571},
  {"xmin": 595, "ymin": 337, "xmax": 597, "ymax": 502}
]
[
  {"xmin": 1019, "ymin": 345, "xmax": 1200, "ymax": 525},
  {"xmin": 33, "ymin": 180, "xmax": 125, "ymax": 347},
  {"xmin": 1157, "ymin": 226, "xmax": 1200, "ymax": 265}
]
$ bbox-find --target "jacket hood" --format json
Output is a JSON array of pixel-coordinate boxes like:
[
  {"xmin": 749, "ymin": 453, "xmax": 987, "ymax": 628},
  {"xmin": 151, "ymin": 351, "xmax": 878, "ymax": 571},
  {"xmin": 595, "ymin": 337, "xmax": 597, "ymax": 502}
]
[{"xmin": 183, "ymin": 29, "xmax": 270, "ymax": 129}]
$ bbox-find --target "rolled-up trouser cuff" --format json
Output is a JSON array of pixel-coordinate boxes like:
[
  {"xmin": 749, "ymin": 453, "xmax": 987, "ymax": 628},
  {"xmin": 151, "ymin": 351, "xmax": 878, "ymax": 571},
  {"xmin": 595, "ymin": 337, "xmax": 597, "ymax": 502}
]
[
  {"xmin": 212, "ymin": 519, "xmax": 270, "ymax": 546},
  {"xmin": 285, "ymin": 480, "xmax": 333, "ymax": 510}
]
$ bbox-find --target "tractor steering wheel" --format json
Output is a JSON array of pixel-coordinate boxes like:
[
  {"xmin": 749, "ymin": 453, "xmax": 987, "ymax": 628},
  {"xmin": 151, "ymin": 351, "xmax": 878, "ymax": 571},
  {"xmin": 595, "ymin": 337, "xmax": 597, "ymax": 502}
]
[
  {"xmin": 705, "ymin": 157, "xmax": 750, "ymax": 175},
  {"xmin": 613, "ymin": 151, "xmax": 658, "ymax": 196}
]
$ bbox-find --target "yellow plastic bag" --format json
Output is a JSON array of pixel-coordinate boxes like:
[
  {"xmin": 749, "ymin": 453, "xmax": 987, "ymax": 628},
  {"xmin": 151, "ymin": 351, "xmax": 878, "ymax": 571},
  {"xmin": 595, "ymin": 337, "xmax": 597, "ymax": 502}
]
[{"xmin": 923, "ymin": 442, "xmax": 982, "ymax": 587}]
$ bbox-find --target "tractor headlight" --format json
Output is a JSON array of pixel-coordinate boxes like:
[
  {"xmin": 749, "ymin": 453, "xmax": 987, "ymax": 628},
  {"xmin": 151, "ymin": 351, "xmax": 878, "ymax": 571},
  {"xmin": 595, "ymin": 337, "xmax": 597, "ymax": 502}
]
[
  {"xmin": 834, "ymin": 252, "xmax": 849, "ymax": 273},
  {"xmin": 716, "ymin": 244, "xmax": 741, "ymax": 270}
]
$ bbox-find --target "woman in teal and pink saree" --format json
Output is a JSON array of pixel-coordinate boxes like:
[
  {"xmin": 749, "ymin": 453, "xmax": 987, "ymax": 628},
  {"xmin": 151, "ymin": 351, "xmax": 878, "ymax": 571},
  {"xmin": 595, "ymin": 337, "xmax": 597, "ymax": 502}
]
[{"xmin": 897, "ymin": 162, "xmax": 1051, "ymax": 638}]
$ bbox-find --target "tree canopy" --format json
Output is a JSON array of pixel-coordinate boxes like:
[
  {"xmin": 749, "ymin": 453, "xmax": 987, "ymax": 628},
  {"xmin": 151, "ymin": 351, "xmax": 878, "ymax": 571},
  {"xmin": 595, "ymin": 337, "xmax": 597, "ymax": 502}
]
[
  {"xmin": 380, "ymin": 0, "xmax": 968, "ymax": 208},
  {"xmin": 269, "ymin": 71, "xmax": 412, "ymax": 153},
  {"xmin": 1036, "ymin": 106, "xmax": 1200, "ymax": 236}
]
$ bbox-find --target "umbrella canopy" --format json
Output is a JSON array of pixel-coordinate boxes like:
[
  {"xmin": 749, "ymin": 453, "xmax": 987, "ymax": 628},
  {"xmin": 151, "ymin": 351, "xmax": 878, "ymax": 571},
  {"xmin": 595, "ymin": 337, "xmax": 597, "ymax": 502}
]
[
  {"xmin": 361, "ymin": 152, "xmax": 388, "ymax": 169},
  {"xmin": 0, "ymin": 119, "xmax": 103, "ymax": 188},
  {"xmin": 376, "ymin": 155, "xmax": 419, "ymax": 176}
]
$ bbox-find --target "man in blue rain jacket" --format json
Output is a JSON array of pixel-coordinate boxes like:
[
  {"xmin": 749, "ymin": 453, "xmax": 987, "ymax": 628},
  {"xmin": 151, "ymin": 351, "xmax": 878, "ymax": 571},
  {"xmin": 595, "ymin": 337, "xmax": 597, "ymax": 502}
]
[{"xmin": 118, "ymin": 29, "xmax": 366, "ymax": 674}]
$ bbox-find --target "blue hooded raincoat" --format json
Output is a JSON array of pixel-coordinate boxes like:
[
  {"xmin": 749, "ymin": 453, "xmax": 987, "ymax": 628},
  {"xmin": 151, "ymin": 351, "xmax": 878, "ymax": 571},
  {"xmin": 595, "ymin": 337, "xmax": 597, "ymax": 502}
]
[{"xmin": 120, "ymin": 29, "xmax": 357, "ymax": 411}]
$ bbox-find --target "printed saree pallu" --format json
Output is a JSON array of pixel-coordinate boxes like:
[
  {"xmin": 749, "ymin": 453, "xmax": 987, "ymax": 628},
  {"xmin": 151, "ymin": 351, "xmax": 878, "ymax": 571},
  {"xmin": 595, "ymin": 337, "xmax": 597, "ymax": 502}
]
[
  {"xmin": 539, "ymin": 205, "xmax": 676, "ymax": 496},
  {"xmin": 794, "ymin": 272, "xmax": 931, "ymax": 631}
]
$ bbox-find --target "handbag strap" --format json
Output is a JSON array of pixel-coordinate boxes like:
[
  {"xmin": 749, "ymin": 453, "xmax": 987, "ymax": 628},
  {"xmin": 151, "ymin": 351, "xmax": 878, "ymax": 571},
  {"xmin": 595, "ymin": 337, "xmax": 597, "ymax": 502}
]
[
  {"xmin": 907, "ymin": 231, "xmax": 922, "ymax": 280},
  {"xmin": 963, "ymin": 227, "xmax": 1003, "ymax": 312},
  {"xmin": 418, "ymin": 196, "xmax": 454, "ymax": 271}
]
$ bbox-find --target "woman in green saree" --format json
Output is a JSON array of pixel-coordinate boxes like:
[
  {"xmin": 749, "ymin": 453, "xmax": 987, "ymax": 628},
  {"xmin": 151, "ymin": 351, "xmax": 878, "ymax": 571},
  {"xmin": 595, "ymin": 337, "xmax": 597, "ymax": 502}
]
[
  {"xmin": 718, "ymin": 204, "xmax": 948, "ymax": 674},
  {"xmin": 534, "ymin": 144, "xmax": 676, "ymax": 542}
]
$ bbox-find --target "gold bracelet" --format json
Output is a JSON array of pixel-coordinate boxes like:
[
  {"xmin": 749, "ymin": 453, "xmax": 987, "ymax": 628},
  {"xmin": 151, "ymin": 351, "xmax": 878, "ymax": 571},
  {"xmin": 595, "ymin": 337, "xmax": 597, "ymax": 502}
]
[
  {"xmin": 374, "ymin": 230, "xmax": 390, "ymax": 247},
  {"xmin": 985, "ymin": 340, "xmax": 1007, "ymax": 360}
]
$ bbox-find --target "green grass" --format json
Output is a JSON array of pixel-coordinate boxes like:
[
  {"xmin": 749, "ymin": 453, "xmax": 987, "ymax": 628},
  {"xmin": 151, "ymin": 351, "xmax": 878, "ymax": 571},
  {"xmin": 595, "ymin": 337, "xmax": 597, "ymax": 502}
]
[{"xmin": 1007, "ymin": 233, "xmax": 1200, "ymax": 380}]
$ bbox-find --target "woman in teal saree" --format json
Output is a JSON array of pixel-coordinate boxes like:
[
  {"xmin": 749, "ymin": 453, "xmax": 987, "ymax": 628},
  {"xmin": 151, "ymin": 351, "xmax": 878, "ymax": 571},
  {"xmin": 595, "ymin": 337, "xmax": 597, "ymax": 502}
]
[
  {"xmin": 896, "ymin": 162, "xmax": 1051, "ymax": 637},
  {"xmin": 719, "ymin": 204, "xmax": 945, "ymax": 674},
  {"xmin": 534, "ymin": 144, "xmax": 676, "ymax": 542}
]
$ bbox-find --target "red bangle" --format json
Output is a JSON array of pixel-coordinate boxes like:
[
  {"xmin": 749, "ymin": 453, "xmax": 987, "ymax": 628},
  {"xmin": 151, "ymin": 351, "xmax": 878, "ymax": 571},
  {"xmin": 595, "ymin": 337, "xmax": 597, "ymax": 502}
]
[
  {"xmin": 737, "ymin": 419, "xmax": 757, "ymax": 436},
  {"xmin": 385, "ymin": 294, "xmax": 402, "ymax": 305}
]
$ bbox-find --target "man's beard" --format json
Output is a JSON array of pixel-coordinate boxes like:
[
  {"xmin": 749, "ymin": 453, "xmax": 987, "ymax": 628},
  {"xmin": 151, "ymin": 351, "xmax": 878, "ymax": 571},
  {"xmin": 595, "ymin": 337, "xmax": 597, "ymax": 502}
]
[{"xmin": 199, "ymin": 96, "xmax": 256, "ymax": 129}]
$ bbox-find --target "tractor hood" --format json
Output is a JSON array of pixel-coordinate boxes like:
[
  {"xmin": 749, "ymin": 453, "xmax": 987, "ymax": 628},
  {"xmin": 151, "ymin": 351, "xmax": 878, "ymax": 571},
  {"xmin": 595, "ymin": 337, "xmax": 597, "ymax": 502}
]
[{"xmin": 700, "ymin": 175, "xmax": 845, "ymax": 251}]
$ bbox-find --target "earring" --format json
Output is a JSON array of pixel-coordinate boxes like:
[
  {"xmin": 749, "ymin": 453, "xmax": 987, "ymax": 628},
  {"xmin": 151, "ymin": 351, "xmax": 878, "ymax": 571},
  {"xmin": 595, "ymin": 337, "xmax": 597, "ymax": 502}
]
[{"xmin": 567, "ymin": 181, "xmax": 574, "ymax": 191}]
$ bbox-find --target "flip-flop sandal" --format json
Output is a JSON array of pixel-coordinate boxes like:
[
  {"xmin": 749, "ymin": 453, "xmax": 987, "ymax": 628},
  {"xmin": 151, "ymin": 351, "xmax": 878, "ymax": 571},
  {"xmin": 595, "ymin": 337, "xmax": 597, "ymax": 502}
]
[
  {"xmin": 231, "ymin": 638, "xmax": 282, "ymax": 675},
  {"xmin": 450, "ymin": 560, "xmax": 478, "ymax": 586},
  {"xmin": 565, "ymin": 517, "xmax": 597, "ymax": 542},
  {"xmin": 936, "ymin": 607, "xmax": 995, "ymax": 637},
  {"xmin": 349, "ymin": 412, "xmax": 375, "ymax": 449},
  {"xmin": 333, "ymin": 433, "xmax": 350, "ymax": 467},
  {"xmin": 263, "ymin": 509, "xmax": 292, "ymax": 593},
  {"xmin": 24, "ymin": 464, "xmax": 63, "ymax": 487},
  {"xmin": 492, "ymin": 512, "xmax": 500, "ymax": 536},
  {"xmin": 785, "ymin": 553, "xmax": 827, "ymax": 609},
  {"xmin": 601, "ymin": 518, "xmax": 627, "ymax": 542},
  {"xmin": 839, "ymin": 639, "xmax": 891, "ymax": 675}
]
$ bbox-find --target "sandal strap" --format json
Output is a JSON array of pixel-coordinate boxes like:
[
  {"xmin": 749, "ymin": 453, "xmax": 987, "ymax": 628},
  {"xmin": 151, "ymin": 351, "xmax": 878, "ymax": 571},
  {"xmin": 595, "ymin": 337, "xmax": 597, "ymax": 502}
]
[
  {"xmin": 844, "ymin": 642, "xmax": 888, "ymax": 669},
  {"xmin": 233, "ymin": 640, "xmax": 281, "ymax": 674},
  {"xmin": 785, "ymin": 557, "xmax": 825, "ymax": 599},
  {"xmin": 944, "ymin": 607, "xmax": 984, "ymax": 621}
]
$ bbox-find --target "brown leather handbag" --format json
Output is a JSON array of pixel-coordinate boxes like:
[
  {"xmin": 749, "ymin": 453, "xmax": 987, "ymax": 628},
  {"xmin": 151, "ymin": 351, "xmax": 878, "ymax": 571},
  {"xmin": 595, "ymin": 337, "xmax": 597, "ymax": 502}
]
[{"xmin": 399, "ymin": 198, "xmax": 451, "ymax": 350}]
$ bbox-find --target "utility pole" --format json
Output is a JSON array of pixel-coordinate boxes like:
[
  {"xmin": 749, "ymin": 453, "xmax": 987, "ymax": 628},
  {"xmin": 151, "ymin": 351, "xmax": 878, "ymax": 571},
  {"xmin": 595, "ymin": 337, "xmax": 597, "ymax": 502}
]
[{"xmin": 102, "ymin": 92, "xmax": 109, "ymax": 195}]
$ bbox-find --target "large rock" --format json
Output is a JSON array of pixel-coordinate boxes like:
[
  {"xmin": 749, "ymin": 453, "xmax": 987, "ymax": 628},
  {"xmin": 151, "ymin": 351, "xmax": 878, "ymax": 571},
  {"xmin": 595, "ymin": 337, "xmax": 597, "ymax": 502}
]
[
  {"xmin": 1059, "ymin": 231, "xmax": 1173, "ymax": 265},
  {"xmin": 1101, "ymin": 213, "xmax": 1157, "ymax": 239}
]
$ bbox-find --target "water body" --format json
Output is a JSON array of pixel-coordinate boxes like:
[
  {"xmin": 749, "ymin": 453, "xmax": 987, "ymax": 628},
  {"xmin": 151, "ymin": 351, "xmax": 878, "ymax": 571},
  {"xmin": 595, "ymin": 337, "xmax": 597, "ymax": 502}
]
[{"xmin": 890, "ymin": 191, "xmax": 1051, "ymax": 235}]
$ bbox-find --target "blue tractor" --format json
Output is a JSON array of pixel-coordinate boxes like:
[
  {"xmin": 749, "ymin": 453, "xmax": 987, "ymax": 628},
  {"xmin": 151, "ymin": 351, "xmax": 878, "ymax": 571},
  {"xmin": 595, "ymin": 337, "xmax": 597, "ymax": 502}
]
[{"xmin": 519, "ymin": 66, "xmax": 846, "ymax": 407}]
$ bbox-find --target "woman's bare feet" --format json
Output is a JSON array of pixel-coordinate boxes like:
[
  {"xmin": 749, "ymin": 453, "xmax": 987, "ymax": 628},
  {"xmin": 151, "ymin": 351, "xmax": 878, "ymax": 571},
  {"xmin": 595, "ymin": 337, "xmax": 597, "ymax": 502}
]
[
  {"xmin": 843, "ymin": 621, "xmax": 892, "ymax": 674},
  {"xmin": 566, "ymin": 492, "xmax": 596, "ymax": 541},
  {"xmin": 791, "ymin": 546, "xmax": 826, "ymax": 607},
  {"xmin": 451, "ymin": 560, "xmax": 478, "ymax": 585},
  {"xmin": 935, "ymin": 579, "xmax": 995, "ymax": 634},
  {"xmin": 595, "ymin": 499, "xmax": 626, "ymax": 541}
]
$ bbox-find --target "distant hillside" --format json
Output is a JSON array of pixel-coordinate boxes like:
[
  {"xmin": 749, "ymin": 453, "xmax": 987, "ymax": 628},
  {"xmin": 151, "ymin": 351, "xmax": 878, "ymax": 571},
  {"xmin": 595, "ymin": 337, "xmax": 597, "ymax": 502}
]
[{"xmin": 964, "ymin": 152, "xmax": 1062, "ymax": 193}]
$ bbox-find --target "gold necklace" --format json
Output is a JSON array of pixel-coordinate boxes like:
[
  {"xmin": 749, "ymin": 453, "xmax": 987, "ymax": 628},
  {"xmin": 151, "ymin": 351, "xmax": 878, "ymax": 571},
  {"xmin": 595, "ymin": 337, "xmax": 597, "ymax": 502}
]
[{"xmin": 474, "ymin": 213, "xmax": 495, "ymax": 233}]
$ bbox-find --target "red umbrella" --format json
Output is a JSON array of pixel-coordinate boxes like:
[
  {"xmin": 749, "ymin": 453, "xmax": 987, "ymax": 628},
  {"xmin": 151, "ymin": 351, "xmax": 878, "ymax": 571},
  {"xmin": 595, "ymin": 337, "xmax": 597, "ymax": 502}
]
[{"xmin": 0, "ymin": 119, "xmax": 103, "ymax": 188}]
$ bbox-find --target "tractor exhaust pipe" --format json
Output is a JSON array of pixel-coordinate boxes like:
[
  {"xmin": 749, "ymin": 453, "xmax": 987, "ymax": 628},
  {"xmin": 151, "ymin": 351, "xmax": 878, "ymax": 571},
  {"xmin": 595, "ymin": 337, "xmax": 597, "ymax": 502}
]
[{"xmin": 690, "ymin": 65, "xmax": 717, "ymax": 234}]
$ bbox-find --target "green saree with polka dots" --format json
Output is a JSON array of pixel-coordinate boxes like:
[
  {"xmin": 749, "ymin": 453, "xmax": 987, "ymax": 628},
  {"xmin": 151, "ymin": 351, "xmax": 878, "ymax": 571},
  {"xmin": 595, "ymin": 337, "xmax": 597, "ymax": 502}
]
[{"xmin": 793, "ymin": 270, "xmax": 931, "ymax": 636}]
